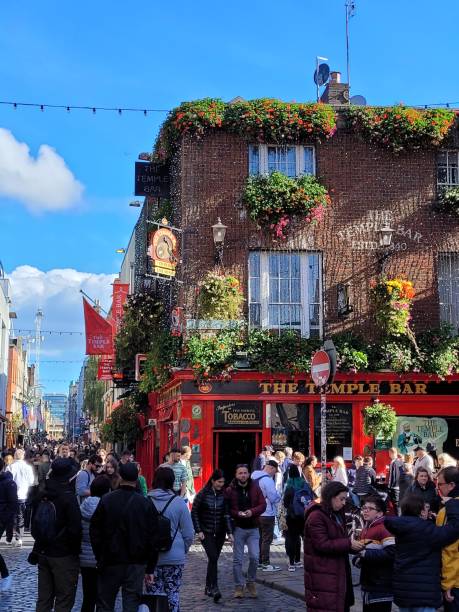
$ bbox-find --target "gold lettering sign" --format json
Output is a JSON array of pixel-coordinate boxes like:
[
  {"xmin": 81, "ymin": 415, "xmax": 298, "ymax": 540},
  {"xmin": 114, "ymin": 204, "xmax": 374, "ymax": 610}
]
[{"xmin": 258, "ymin": 381, "xmax": 428, "ymax": 395}]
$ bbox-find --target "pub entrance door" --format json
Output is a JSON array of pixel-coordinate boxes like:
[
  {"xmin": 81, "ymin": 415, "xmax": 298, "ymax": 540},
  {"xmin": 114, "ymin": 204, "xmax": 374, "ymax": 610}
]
[{"xmin": 214, "ymin": 431, "xmax": 261, "ymax": 482}]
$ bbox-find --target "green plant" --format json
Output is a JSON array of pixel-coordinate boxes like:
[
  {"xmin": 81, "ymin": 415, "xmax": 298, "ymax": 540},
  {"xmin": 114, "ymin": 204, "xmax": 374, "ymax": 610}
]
[
  {"xmin": 370, "ymin": 278, "xmax": 415, "ymax": 337},
  {"xmin": 83, "ymin": 357, "xmax": 105, "ymax": 423},
  {"xmin": 371, "ymin": 339, "xmax": 414, "ymax": 373},
  {"xmin": 363, "ymin": 401, "xmax": 397, "ymax": 440},
  {"xmin": 437, "ymin": 186, "xmax": 459, "ymax": 215},
  {"xmin": 417, "ymin": 324, "xmax": 459, "ymax": 378},
  {"xmin": 198, "ymin": 273, "xmax": 244, "ymax": 320},
  {"xmin": 139, "ymin": 332, "xmax": 183, "ymax": 393},
  {"xmin": 243, "ymin": 171, "xmax": 331, "ymax": 239},
  {"xmin": 104, "ymin": 399, "xmax": 140, "ymax": 446},
  {"xmin": 185, "ymin": 327, "xmax": 241, "ymax": 381},
  {"xmin": 332, "ymin": 333, "xmax": 369, "ymax": 372},
  {"xmin": 346, "ymin": 106, "xmax": 455, "ymax": 153},
  {"xmin": 247, "ymin": 329, "xmax": 321, "ymax": 374}
]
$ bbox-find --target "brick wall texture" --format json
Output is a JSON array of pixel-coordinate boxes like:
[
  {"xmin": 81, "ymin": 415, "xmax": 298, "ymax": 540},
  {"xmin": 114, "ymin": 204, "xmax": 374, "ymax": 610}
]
[{"xmin": 172, "ymin": 128, "xmax": 459, "ymax": 339}]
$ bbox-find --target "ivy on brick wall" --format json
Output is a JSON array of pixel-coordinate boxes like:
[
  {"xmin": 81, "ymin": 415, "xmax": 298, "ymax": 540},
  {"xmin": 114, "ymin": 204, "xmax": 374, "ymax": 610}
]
[{"xmin": 152, "ymin": 98, "xmax": 456, "ymax": 160}]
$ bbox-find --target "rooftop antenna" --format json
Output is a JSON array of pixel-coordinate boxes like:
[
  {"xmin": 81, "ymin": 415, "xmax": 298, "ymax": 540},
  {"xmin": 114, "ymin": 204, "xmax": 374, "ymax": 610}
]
[
  {"xmin": 314, "ymin": 56, "xmax": 330, "ymax": 102},
  {"xmin": 345, "ymin": 0, "xmax": 356, "ymax": 93}
]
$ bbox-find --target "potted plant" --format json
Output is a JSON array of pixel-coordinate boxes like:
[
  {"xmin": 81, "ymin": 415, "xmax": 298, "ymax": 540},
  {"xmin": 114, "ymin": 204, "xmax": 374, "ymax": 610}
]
[{"xmin": 363, "ymin": 400, "xmax": 397, "ymax": 454}]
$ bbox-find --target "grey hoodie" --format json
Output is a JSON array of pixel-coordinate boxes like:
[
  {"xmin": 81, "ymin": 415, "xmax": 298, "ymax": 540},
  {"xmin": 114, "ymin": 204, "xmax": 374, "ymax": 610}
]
[
  {"xmin": 148, "ymin": 489, "xmax": 194, "ymax": 566},
  {"xmin": 80, "ymin": 496, "xmax": 100, "ymax": 567}
]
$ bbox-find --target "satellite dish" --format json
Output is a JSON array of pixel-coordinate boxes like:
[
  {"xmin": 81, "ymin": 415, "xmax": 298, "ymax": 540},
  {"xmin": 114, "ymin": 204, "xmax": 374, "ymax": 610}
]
[
  {"xmin": 314, "ymin": 63, "xmax": 330, "ymax": 86},
  {"xmin": 350, "ymin": 95, "xmax": 367, "ymax": 106}
]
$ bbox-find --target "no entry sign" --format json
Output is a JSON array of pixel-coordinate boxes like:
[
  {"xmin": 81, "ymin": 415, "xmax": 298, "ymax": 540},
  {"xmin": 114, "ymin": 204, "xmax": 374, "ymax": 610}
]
[{"xmin": 311, "ymin": 350, "xmax": 331, "ymax": 387}]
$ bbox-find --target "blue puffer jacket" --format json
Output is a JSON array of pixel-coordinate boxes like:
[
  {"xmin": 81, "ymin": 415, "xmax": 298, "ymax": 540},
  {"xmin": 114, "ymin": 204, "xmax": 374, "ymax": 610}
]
[
  {"xmin": 385, "ymin": 499, "xmax": 459, "ymax": 609},
  {"xmin": 80, "ymin": 496, "xmax": 100, "ymax": 567}
]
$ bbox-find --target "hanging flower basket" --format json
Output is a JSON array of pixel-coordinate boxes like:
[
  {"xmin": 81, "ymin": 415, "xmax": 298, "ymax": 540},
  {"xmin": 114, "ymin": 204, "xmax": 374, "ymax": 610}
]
[
  {"xmin": 363, "ymin": 401, "xmax": 397, "ymax": 440},
  {"xmin": 370, "ymin": 278, "xmax": 415, "ymax": 336},
  {"xmin": 197, "ymin": 273, "xmax": 244, "ymax": 320}
]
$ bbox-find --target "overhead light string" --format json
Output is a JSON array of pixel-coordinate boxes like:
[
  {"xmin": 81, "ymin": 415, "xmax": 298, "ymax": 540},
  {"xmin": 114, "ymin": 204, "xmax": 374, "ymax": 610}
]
[{"xmin": 1, "ymin": 100, "xmax": 169, "ymax": 115}]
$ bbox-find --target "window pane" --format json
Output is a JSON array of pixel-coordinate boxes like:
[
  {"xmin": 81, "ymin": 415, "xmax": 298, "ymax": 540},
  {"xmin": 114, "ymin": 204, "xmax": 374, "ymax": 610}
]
[
  {"xmin": 249, "ymin": 145, "xmax": 259, "ymax": 175},
  {"xmin": 249, "ymin": 252, "xmax": 260, "ymax": 277},
  {"xmin": 291, "ymin": 304, "xmax": 301, "ymax": 326},
  {"xmin": 437, "ymin": 167, "xmax": 448, "ymax": 184},
  {"xmin": 291, "ymin": 254, "xmax": 300, "ymax": 278},
  {"xmin": 304, "ymin": 147, "xmax": 314, "ymax": 175},
  {"xmin": 286, "ymin": 147, "xmax": 296, "ymax": 177},
  {"xmin": 279, "ymin": 255, "xmax": 290, "ymax": 278},
  {"xmin": 438, "ymin": 151, "xmax": 447, "ymax": 165},
  {"xmin": 250, "ymin": 304, "xmax": 261, "ymax": 327},
  {"xmin": 270, "ymin": 277, "xmax": 279, "ymax": 302},
  {"xmin": 269, "ymin": 254, "xmax": 279, "ymax": 277},
  {"xmin": 267, "ymin": 146, "xmax": 296, "ymax": 177},
  {"xmin": 269, "ymin": 305, "xmax": 279, "ymax": 326},
  {"xmin": 308, "ymin": 254, "xmax": 320, "ymax": 302},
  {"xmin": 250, "ymin": 277, "xmax": 260, "ymax": 303},
  {"xmin": 448, "ymin": 152, "xmax": 458, "ymax": 167},
  {"xmin": 309, "ymin": 304, "xmax": 320, "ymax": 326},
  {"xmin": 291, "ymin": 278, "xmax": 300, "ymax": 302},
  {"xmin": 280, "ymin": 279, "xmax": 289, "ymax": 302},
  {"xmin": 280, "ymin": 305, "xmax": 290, "ymax": 327},
  {"xmin": 451, "ymin": 166, "xmax": 459, "ymax": 185}
]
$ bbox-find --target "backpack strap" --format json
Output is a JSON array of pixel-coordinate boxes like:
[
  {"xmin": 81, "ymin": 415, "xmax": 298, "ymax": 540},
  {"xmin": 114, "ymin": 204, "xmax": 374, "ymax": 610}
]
[{"xmin": 151, "ymin": 494, "xmax": 180, "ymax": 544}]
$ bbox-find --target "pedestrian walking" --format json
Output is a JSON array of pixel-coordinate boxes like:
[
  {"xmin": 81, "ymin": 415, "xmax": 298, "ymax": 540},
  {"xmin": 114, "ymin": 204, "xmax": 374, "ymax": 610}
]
[
  {"xmin": 388, "ymin": 447, "xmax": 403, "ymax": 515},
  {"xmin": 37, "ymin": 450, "xmax": 51, "ymax": 493},
  {"xmin": 225, "ymin": 463, "xmax": 266, "ymax": 599},
  {"xmin": 406, "ymin": 467, "xmax": 440, "ymax": 516},
  {"xmin": 160, "ymin": 448, "xmax": 188, "ymax": 497},
  {"xmin": 413, "ymin": 445, "xmax": 435, "ymax": 476},
  {"xmin": 0, "ymin": 457, "xmax": 17, "ymax": 592},
  {"xmin": 385, "ymin": 492, "xmax": 459, "ymax": 612},
  {"xmin": 354, "ymin": 495, "xmax": 395, "ymax": 612},
  {"xmin": 180, "ymin": 446, "xmax": 196, "ymax": 504},
  {"xmin": 79, "ymin": 476, "xmax": 111, "ymax": 612},
  {"xmin": 145, "ymin": 466, "xmax": 194, "ymax": 612},
  {"xmin": 33, "ymin": 458, "xmax": 82, "ymax": 612},
  {"xmin": 191, "ymin": 469, "xmax": 230, "ymax": 602},
  {"xmin": 103, "ymin": 457, "xmax": 121, "ymax": 490},
  {"xmin": 435, "ymin": 466, "xmax": 459, "ymax": 611},
  {"xmin": 283, "ymin": 464, "xmax": 312, "ymax": 571},
  {"xmin": 353, "ymin": 456, "xmax": 377, "ymax": 503},
  {"xmin": 7, "ymin": 448, "xmax": 35, "ymax": 546},
  {"xmin": 331, "ymin": 456, "xmax": 349, "ymax": 486},
  {"xmin": 90, "ymin": 462, "xmax": 158, "ymax": 612},
  {"xmin": 75, "ymin": 455, "xmax": 103, "ymax": 504},
  {"xmin": 252, "ymin": 445, "xmax": 273, "ymax": 472},
  {"xmin": 438, "ymin": 453, "xmax": 457, "ymax": 471},
  {"xmin": 398, "ymin": 461, "xmax": 414, "ymax": 501},
  {"xmin": 303, "ymin": 455, "xmax": 321, "ymax": 496},
  {"xmin": 252, "ymin": 459, "xmax": 282, "ymax": 572},
  {"xmin": 304, "ymin": 481, "xmax": 364, "ymax": 612}
]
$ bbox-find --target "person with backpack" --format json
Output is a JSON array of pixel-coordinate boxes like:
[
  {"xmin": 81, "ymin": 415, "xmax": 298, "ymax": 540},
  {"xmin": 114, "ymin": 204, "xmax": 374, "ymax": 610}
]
[
  {"xmin": 251, "ymin": 459, "xmax": 282, "ymax": 573},
  {"xmin": 33, "ymin": 458, "xmax": 82, "ymax": 612},
  {"xmin": 0, "ymin": 457, "xmax": 17, "ymax": 592},
  {"xmin": 191, "ymin": 469, "xmax": 231, "ymax": 602},
  {"xmin": 145, "ymin": 466, "xmax": 194, "ymax": 612},
  {"xmin": 89, "ymin": 462, "xmax": 158, "ymax": 612},
  {"xmin": 75, "ymin": 455, "xmax": 103, "ymax": 504},
  {"xmin": 79, "ymin": 476, "xmax": 111, "ymax": 612},
  {"xmin": 283, "ymin": 464, "xmax": 313, "ymax": 571}
]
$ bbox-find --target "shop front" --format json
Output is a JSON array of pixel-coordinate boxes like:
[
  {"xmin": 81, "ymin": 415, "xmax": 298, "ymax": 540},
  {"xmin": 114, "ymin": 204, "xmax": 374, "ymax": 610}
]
[{"xmin": 143, "ymin": 371, "xmax": 459, "ymax": 488}]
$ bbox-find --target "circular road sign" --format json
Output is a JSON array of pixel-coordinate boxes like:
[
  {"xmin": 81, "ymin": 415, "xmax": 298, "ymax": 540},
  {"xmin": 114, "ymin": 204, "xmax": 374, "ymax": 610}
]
[{"xmin": 311, "ymin": 350, "xmax": 331, "ymax": 387}]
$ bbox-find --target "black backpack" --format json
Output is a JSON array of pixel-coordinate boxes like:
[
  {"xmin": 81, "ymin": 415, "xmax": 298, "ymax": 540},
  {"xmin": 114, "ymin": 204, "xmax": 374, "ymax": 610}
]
[
  {"xmin": 150, "ymin": 495, "xmax": 179, "ymax": 552},
  {"xmin": 31, "ymin": 498, "xmax": 63, "ymax": 546}
]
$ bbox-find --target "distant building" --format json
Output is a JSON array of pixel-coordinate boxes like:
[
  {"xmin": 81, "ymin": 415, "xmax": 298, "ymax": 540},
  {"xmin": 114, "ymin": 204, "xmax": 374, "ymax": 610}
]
[
  {"xmin": 43, "ymin": 393, "xmax": 67, "ymax": 440},
  {"xmin": 5, "ymin": 337, "xmax": 29, "ymax": 446},
  {"xmin": 0, "ymin": 266, "xmax": 11, "ymax": 447}
]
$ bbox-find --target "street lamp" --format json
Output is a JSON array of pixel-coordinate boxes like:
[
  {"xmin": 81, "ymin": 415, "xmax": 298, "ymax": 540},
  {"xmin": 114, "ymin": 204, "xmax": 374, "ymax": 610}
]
[
  {"xmin": 377, "ymin": 223, "xmax": 394, "ymax": 274},
  {"xmin": 115, "ymin": 248, "xmax": 126, "ymax": 254},
  {"xmin": 129, "ymin": 200, "xmax": 142, "ymax": 207},
  {"xmin": 212, "ymin": 218, "xmax": 227, "ymax": 265}
]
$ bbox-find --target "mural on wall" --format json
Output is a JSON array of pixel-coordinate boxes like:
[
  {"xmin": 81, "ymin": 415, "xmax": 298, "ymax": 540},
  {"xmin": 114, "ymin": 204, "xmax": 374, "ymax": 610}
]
[{"xmin": 394, "ymin": 417, "xmax": 448, "ymax": 456}]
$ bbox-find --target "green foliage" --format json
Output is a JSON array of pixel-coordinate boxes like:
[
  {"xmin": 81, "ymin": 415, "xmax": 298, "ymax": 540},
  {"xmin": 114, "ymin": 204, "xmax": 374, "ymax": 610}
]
[
  {"xmin": 198, "ymin": 273, "xmax": 244, "ymax": 320},
  {"xmin": 417, "ymin": 324, "xmax": 459, "ymax": 379},
  {"xmin": 83, "ymin": 357, "xmax": 105, "ymax": 423},
  {"xmin": 102, "ymin": 400, "xmax": 140, "ymax": 446},
  {"xmin": 370, "ymin": 278, "xmax": 415, "ymax": 337},
  {"xmin": 184, "ymin": 328, "xmax": 241, "ymax": 381},
  {"xmin": 333, "ymin": 333, "xmax": 369, "ymax": 372},
  {"xmin": 243, "ymin": 171, "xmax": 331, "ymax": 239},
  {"xmin": 346, "ymin": 106, "xmax": 455, "ymax": 153},
  {"xmin": 363, "ymin": 402, "xmax": 397, "ymax": 439},
  {"xmin": 115, "ymin": 293, "xmax": 165, "ymax": 371},
  {"xmin": 371, "ymin": 339, "xmax": 414, "ymax": 373},
  {"xmin": 437, "ymin": 186, "xmax": 459, "ymax": 215},
  {"xmin": 247, "ymin": 329, "xmax": 321, "ymax": 374},
  {"xmin": 139, "ymin": 332, "xmax": 183, "ymax": 393}
]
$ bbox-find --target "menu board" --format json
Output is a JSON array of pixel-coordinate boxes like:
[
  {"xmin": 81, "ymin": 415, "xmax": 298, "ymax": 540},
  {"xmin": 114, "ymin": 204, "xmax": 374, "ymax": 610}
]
[{"xmin": 314, "ymin": 403, "xmax": 353, "ymax": 461}]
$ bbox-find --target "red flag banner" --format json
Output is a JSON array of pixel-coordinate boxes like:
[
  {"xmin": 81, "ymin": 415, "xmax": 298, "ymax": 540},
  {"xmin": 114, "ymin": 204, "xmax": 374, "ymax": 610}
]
[
  {"xmin": 112, "ymin": 281, "xmax": 129, "ymax": 334},
  {"xmin": 83, "ymin": 298, "xmax": 113, "ymax": 355},
  {"xmin": 98, "ymin": 355, "xmax": 115, "ymax": 380}
]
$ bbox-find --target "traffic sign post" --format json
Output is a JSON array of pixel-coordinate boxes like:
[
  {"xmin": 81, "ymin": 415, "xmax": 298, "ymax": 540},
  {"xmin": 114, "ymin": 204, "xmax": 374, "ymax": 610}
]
[{"xmin": 311, "ymin": 345, "xmax": 335, "ymax": 483}]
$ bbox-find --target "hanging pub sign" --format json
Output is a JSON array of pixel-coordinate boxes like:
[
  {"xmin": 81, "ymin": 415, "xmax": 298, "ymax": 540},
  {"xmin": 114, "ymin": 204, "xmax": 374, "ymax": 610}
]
[
  {"xmin": 171, "ymin": 307, "xmax": 184, "ymax": 336},
  {"xmin": 147, "ymin": 228, "xmax": 178, "ymax": 277},
  {"xmin": 134, "ymin": 162, "xmax": 170, "ymax": 198},
  {"xmin": 97, "ymin": 356, "xmax": 114, "ymax": 380},
  {"xmin": 214, "ymin": 401, "xmax": 263, "ymax": 428}
]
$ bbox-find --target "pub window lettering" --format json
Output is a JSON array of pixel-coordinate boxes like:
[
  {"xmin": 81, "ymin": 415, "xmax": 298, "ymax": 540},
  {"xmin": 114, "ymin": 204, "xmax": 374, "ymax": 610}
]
[
  {"xmin": 438, "ymin": 252, "xmax": 459, "ymax": 329},
  {"xmin": 249, "ymin": 145, "xmax": 315, "ymax": 177},
  {"xmin": 249, "ymin": 251, "xmax": 322, "ymax": 338}
]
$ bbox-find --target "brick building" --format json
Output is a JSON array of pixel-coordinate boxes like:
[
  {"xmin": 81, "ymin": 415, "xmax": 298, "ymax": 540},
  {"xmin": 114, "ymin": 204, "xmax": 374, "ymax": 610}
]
[{"xmin": 129, "ymin": 87, "xmax": 459, "ymax": 485}]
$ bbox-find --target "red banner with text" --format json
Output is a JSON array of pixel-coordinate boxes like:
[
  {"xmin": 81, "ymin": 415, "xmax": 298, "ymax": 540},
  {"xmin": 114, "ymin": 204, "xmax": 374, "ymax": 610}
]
[
  {"xmin": 112, "ymin": 281, "xmax": 129, "ymax": 334},
  {"xmin": 83, "ymin": 298, "xmax": 113, "ymax": 355},
  {"xmin": 97, "ymin": 356, "xmax": 115, "ymax": 380}
]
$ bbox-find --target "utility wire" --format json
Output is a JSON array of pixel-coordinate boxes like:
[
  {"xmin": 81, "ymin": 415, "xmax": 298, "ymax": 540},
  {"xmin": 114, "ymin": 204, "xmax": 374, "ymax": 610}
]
[
  {"xmin": 15, "ymin": 329, "xmax": 83, "ymax": 336},
  {"xmin": 0, "ymin": 101, "xmax": 169, "ymax": 115}
]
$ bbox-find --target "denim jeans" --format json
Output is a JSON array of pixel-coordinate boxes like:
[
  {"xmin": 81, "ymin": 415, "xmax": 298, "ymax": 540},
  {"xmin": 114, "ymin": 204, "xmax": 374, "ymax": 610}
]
[
  {"xmin": 258, "ymin": 516, "xmax": 275, "ymax": 565},
  {"xmin": 399, "ymin": 607, "xmax": 436, "ymax": 612},
  {"xmin": 232, "ymin": 527, "xmax": 259, "ymax": 586},
  {"xmin": 445, "ymin": 588, "xmax": 459, "ymax": 612}
]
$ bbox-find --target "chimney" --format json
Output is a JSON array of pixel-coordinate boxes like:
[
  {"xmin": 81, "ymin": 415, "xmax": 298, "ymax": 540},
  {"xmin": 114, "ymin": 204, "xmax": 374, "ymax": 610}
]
[{"xmin": 320, "ymin": 70, "xmax": 349, "ymax": 106}]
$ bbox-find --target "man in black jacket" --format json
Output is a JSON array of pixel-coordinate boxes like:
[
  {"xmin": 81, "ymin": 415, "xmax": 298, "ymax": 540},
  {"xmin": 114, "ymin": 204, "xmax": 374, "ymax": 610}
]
[
  {"xmin": 34, "ymin": 458, "xmax": 82, "ymax": 612},
  {"xmin": 90, "ymin": 462, "xmax": 158, "ymax": 612},
  {"xmin": 0, "ymin": 457, "xmax": 17, "ymax": 591}
]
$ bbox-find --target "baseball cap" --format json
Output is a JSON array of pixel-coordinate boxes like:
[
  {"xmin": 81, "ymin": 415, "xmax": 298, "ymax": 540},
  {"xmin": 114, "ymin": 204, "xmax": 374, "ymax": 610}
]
[
  {"xmin": 119, "ymin": 462, "xmax": 139, "ymax": 482},
  {"xmin": 266, "ymin": 459, "xmax": 279, "ymax": 471}
]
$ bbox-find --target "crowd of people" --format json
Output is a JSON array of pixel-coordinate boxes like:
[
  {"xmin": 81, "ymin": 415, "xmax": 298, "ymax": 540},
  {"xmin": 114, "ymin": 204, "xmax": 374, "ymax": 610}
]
[{"xmin": 0, "ymin": 440, "xmax": 458, "ymax": 611}]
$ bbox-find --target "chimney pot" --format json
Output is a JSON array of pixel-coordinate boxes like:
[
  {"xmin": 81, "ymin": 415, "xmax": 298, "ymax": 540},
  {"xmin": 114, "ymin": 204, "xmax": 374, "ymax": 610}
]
[{"xmin": 330, "ymin": 71, "xmax": 341, "ymax": 84}]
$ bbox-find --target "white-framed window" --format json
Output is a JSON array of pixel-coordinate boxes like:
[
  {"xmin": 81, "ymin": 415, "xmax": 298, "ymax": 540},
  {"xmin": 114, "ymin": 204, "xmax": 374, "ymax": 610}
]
[
  {"xmin": 248, "ymin": 251, "xmax": 322, "ymax": 338},
  {"xmin": 249, "ymin": 145, "xmax": 315, "ymax": 177},
  {"xmin": 437, "ymin": 150, "xmax": 459, "ymax": 187},
  {"xmin": 438, "ymin": 253, "xmax": 459, "ymax": 329}
]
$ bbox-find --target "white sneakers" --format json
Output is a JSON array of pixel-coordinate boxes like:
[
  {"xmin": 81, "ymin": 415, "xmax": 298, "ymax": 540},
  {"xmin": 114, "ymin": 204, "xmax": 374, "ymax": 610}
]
[
  {"xmin": 261, "ymin": 564, "xmax": 281, "ymax": 572},
  {"xmin": 11, "ymin": 539, "xmax": 22, "ymax": 547},
  {"xmin": 0, "ymin": 575, "xmax": 12, "ymax": 592}
]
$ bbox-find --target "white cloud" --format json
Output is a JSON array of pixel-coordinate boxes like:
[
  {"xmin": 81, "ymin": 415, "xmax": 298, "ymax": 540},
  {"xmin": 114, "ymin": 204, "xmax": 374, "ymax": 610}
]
[
  {"xmin": 7, "ymin": 266, "xmax": 117, "ymax": 391},
  {"xmin": 0, "ymin": 128, "xmax": 84, "ymax": 212}
]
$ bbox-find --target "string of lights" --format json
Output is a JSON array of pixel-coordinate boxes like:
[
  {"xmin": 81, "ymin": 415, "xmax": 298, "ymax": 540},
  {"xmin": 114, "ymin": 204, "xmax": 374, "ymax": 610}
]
[
  {"xmin": 15, "ymin": 329, "xmax": 83, "ymax": 336},
  {"xmin": 39, "ymin": 360, "xmax": 85, "ymax": 364},
  {"xmin": 0, "ymin": 101, "xmax": 169, "ymax": 115}
]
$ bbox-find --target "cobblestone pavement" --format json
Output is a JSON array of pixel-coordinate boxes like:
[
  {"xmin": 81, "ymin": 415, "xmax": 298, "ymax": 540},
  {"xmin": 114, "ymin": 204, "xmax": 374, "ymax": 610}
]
[{"xmin": 0, "ymin": 535, "xmax": 370, "ymax": 611}]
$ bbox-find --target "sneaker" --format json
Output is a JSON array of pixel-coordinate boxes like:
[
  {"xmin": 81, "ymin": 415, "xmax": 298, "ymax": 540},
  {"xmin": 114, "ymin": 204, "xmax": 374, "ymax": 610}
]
[
  {"xmin": 233, "ymin": 586, "xmax": 244, "ymax": 598},
  {"xmin": 204, "ymin": 586, "xmax": 213, "ymax": 597},
  {"xmin": 294, "ymin": 561, "xmax": 303, "ymax": 568},
  {"xmin": 288, "ymin": 564, "xmax": 296, "ymax": 572},
  {"xmin": 12, "ymin": 539, "xmax": 22, "ymax": 547},
  {"xmin": 262, "ymin": 564, "xmax": 281, "ymax": 572},
  {"xmin": 273, "ymin": 537, "xmax": 285, "ymax": 545},
  {"xmin": 5, "ymin": 540, "xmax": 12, "ymax": 547},
  {"xmin": 245, "ymin": 582, "xmax": 257, "ymax": 598},
  {"xmin": 213, "ymin": 589, "xmax": 222, "ymax": 603},
  {"xmin": 0, "ymin": 575, "xmax": 12, "ymax": 592},
  {"xmin": 257, "ymin": 563, "xmax": 263, "ymax": 570}
]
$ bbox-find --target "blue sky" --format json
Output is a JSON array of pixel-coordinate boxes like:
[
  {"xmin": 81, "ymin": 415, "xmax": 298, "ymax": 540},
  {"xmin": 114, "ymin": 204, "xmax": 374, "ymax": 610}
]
[{"xmin": 1, "ymin": 0, "xmax": 459, "ymax": 392}]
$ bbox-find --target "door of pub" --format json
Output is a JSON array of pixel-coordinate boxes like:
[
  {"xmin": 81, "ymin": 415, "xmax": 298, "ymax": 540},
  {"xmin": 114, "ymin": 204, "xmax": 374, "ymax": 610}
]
[{"xmin": 214, "ymin": 431, "xmax": 262, "ymax": 482}]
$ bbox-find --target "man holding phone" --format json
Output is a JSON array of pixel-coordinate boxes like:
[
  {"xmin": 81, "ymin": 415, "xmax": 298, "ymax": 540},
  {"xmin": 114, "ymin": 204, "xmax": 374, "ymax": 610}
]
[{"xmin": 225, "ymin": 464, "xmax": 266, "ymax": 599}]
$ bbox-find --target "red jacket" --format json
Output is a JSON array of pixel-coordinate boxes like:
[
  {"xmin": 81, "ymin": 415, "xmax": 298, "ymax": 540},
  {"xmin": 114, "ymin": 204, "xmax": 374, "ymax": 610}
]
[
  {"xmin": 225, "ymin": 478, "xmax": 266, "ymax": 530},
  {"xmin": 304, "ymin": 504, "xmax": 353, "ymax": 612}
]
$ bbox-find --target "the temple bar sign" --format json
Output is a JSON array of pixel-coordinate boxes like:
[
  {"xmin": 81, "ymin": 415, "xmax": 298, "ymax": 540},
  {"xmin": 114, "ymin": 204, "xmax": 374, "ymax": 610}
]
[
  {"xmin": 259, "ymin": 381, "xmax": 428, "ymax": 395},
  {"xmin": 134, "ymin": 162, "xmax": 170, "ymax": 198}
]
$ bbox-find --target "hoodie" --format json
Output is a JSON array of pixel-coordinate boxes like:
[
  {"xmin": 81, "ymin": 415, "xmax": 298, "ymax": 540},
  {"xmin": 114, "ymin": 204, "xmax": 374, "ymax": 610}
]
[
  {"xmin": 0, "ymin": 471, "xmax": 18, "ymax": 525},
  {"xmin": 7, "ymin": 459, "xmax": 35, "ymax": 500},
  {"xmin": 80, "ymin": 496, "xmax": 100, "ymax": 567},
  {"xmin": 251, "ymin": 469, "xmax": 281, "ymax": 517},
  {"xmin": 148, "ymin": 489, "xmax": 194, "ymax": 566}
]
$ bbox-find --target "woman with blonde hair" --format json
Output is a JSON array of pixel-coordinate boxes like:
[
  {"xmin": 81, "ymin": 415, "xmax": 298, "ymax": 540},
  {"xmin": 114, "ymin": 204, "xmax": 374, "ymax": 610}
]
[
  {"xmin": 437, "ymin": 453, "xmax": 456, "ymax": 469},
  {"xmin": 331, "ymin": 456, "xmax": 348, "ymax": 486},
  {"xmin": 303, "ymin": 456, "xmax": 321, "ymax": 495}
]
